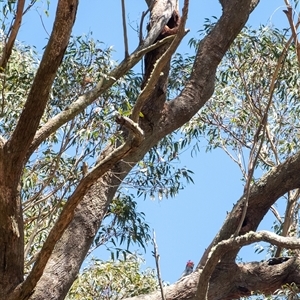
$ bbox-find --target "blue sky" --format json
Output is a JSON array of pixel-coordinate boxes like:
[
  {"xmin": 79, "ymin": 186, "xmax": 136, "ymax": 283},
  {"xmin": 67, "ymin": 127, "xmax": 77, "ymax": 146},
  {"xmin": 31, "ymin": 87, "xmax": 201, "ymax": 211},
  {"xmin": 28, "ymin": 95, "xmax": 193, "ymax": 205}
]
[{"xmin": 16, "ymin": 0, "xmax": 290, "ymax": 284}]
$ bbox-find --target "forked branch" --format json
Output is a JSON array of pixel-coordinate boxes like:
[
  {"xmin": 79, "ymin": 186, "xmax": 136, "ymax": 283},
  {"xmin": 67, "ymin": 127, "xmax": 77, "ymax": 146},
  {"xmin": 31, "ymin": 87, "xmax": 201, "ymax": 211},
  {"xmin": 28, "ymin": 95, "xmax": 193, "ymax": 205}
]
[{"xmin": 196, "ymin": 230, "xmax": 300, "ymax": 299}]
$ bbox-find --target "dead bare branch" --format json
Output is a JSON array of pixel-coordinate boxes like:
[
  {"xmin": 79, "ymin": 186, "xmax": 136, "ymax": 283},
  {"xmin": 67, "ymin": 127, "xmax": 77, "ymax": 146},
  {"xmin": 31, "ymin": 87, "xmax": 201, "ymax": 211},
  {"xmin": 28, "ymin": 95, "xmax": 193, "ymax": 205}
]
[
  {"xmin": 121, "ymin": 0, "xmax": 129, "ymax": 58},
  {"xmin": 283, "ymin": 5, "xmax": 300, "ymax": 64},
  {"xmin": 152, "ymin": 231, "xmax": 166, "ymax": 300}
]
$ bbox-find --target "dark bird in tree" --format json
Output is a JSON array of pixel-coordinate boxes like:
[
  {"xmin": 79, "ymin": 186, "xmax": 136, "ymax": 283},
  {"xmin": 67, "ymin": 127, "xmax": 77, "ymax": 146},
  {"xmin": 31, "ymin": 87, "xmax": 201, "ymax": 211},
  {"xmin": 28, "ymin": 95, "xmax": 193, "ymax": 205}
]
[{"xmin": 179, "ymin": 260, "xmax": 194, "ymax": 279}]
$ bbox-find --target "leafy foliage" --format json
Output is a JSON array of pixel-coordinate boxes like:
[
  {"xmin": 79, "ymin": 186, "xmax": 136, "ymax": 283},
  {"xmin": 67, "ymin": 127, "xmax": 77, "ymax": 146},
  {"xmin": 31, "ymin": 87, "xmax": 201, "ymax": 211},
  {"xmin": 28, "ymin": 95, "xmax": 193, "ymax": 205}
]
[
  {"xmin": 182, "ymin": 23, "xmax": 300, "ymax": 298},
  {"xmin": 66, "ymin": 255, "xmax": 159, "ymax": 300},
  {"xmin": 91, "ymin": 195, "xmax": 151, "ymax": 256},
  {"xmin": 0, "ymin": 38, "xmax": 38, "ymax": 134},
  {"xmin": 0, "ymin": 29, "xmax": 195, "ymax": 277},
  {"xmin": 185, "ymin": 26, "xmax": 300, "ymax": 173}
]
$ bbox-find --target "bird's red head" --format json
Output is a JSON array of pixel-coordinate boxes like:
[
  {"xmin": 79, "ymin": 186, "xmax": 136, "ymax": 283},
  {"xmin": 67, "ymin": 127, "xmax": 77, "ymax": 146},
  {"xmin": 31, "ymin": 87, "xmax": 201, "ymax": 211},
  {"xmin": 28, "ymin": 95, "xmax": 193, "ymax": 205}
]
[{"xmin": 186, "ymin": 260, "xmax": 194, "ymax": 267}]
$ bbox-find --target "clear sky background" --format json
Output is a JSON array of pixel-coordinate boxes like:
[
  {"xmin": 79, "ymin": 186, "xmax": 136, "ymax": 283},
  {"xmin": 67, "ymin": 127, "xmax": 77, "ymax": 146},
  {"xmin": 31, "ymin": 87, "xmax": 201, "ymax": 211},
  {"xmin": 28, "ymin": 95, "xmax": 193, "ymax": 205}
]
[{"xmin": 15, "ymin": 0, "xmax": 290, "ymax": 284}]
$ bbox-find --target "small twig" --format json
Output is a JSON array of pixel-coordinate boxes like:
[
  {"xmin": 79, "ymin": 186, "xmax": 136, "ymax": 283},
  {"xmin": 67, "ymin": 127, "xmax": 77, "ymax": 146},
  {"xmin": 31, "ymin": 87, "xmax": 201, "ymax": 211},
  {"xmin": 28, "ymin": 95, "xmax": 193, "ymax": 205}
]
[
  {"xmin": 121, "ymin": 0, "xmax": 129, "ymax": 58},
  {"xmin": 234, "ymin": 19, "xmax": 294, "ymax": 236},
  {"xmin": 153, "ymin": 231, "xmax": 166, "ymax": 300},
  {"xmin": 38, "ymin": 10, "xmax": 50, "ymax": 37},
  {"xmin": 270, "ymin": 205, "xmax": 282, "ymax": 225}
]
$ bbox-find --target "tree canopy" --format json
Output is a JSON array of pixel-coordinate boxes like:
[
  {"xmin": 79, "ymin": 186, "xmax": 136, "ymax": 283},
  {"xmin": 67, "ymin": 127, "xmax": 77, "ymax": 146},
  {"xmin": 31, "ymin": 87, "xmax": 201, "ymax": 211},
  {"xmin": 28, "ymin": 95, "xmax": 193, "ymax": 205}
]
[{"xmin": 2, "ymin": 0, "xmax": 300, "ymax": 299}]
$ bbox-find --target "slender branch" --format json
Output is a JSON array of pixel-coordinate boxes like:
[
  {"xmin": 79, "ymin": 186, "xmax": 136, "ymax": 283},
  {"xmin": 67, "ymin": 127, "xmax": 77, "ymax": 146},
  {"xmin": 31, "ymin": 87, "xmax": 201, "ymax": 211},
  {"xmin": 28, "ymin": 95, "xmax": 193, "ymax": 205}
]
[
  {"xmin": 275, "ymin": 189, "xmax": 300, "ymax": 257},
  {"xmin": 270, "ymin": 205, "xmax": 282, "ymax": 224},
  {"xmin": 265, "ymin": 124, "xmax": 280, "ymax": 165},
  {"xmin": 6, "ymin": 0, "xmax": 78, "ymax": 173},
  {"xmin": 153, "ymin": 231, "xmax": 166, "ymax": 300},
  {"xmin": 121, "ymin": 0, "xmax": 129, "ymax": 58},
  {"xmin": 234, "ymin": 112, "xmax": 267, "ymax": 236},
  {"xmin": 0, "ymin": 0, "xmax": 25, "ymax": 71},
  {"xmin": 139, "ymin": 9, "xmax": 149, "ymax": 44},
  {"xmin": 38, "ymin": 9, "xmax": 50, "ymax": 37},
  {"xmin": 23, "ymin": 0, "xmax": 38, "ymax": 15},
  {"xmin": 234, "ymin": 17, "xmax": 292, "ymax": 235}
]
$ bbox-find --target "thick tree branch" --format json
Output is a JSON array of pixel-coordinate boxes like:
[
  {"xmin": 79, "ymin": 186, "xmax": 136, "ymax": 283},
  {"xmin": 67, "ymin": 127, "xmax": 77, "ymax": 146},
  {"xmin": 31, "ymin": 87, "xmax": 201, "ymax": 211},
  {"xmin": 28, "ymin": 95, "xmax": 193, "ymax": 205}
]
[
  {"xmin": 0, "ymin": 2, "xmax": 77, "ymax": 298},
  {"xmin": 142, "ymin": 0, "xmax": 177, "ymax": 48},
  {"xmin": 5, "ymin": 0, "xmax": 78, "ymax": 173},
  {"xmin": 162, "ymin": 0, "xmax": 259, "ymax": 136},
  {"xmin": 210, "ymin": 256, "xmax": 300, "ymax": 299},
  {"xmin": 197, "ymin": 150, "xmax": 300, "ymax": 273},
  {"xmin": 197, "ymin": 231, "xmax": 300, "ymax": 299},
  {"xmin": 124, "ymin": 232, "xmax": 300, "ymax": 300},
  {"xmin": 28, "ymin": 174, "xmax": 123, "ymax": 299}
]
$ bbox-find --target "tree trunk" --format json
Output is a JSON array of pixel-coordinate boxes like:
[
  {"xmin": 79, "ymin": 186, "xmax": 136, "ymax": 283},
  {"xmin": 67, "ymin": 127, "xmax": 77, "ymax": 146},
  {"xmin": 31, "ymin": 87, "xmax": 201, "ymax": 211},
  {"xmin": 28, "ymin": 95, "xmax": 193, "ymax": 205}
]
[{"xmin": 0, "ymin": 160, "xmax": 24, "ymax": 296}]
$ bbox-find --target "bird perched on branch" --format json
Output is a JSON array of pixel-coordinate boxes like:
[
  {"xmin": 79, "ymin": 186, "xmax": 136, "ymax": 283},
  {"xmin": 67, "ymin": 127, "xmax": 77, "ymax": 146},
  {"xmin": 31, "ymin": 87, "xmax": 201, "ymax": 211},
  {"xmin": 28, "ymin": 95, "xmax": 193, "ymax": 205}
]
[{"xmin": 179, "ymin": 260, "xmax": 194, "ymax": 279}]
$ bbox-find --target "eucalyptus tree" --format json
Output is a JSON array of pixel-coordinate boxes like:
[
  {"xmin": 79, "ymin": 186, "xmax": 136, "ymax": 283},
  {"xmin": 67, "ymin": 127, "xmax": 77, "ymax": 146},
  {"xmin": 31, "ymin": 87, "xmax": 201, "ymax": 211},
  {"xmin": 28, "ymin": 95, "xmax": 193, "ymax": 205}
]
[{"xmin": 3, "ymin": 0, "xmax": 300, "ymax": 300}]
